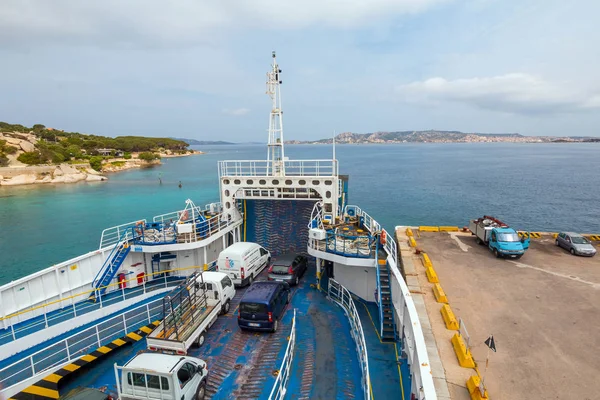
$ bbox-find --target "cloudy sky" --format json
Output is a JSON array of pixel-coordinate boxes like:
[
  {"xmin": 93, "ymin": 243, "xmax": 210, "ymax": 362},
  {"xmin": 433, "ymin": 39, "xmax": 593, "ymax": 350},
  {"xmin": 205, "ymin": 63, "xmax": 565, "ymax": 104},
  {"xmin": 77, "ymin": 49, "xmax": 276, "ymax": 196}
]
[{"xmin": 1, "ymin": 0, "xmax": 599, "ymax": 140}]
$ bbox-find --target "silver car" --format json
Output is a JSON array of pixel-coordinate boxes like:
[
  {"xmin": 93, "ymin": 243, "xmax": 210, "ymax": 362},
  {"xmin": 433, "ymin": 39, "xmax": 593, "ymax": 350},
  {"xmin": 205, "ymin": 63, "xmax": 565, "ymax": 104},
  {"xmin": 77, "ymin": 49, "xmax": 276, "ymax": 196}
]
[{"xmin": 556, "ymin": 232, "xmax": 597, "ymax": 257}]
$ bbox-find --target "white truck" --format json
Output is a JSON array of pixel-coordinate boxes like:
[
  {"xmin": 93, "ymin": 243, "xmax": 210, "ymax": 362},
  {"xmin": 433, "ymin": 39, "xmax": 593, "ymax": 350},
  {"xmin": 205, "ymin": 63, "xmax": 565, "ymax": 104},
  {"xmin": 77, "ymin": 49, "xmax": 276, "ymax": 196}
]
[
  {"xmin": 146, "ymin": 271, "xmax": 236, "ymax": 355},
  {"xmin": 114, "ymin": 352, "xmax": 208, "ymax": 400}
]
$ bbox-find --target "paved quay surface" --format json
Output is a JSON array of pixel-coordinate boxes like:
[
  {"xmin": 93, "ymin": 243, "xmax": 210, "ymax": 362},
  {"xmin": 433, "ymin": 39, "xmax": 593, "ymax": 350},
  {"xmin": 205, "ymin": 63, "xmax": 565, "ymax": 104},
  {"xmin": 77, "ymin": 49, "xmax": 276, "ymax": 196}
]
[{"xmin": 405, "ymin": 230, "xmax": 600, "ymax": 400}]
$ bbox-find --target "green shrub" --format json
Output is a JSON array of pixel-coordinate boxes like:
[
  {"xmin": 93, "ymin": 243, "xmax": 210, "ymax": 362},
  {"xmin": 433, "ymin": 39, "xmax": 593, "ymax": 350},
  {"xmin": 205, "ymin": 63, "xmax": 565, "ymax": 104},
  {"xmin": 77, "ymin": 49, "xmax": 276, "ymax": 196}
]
[
  {"xmin": 51, "ymin": 152, "xmax": 65, "ymax": 163},
  {"xmin": 0, "ymin": 154, "xmax": 9, "ymax": 167},
  {"xmin": 110, "ymin": 161, "xmax": 126, "ymax": 167},
  {"xmin": 138, "ymin": 152, "xmax": 160, "ymax": 162},
  {"xmin": 89, "ymin": 156, "xmax": 103, "ymax": 171},
  {"xmin": 123, "ymin": 152, "xmax": 132, "ymax": 159},
  {"xmin": 17, "ymin": 151, "xmax": 44, "ymax": 165}
]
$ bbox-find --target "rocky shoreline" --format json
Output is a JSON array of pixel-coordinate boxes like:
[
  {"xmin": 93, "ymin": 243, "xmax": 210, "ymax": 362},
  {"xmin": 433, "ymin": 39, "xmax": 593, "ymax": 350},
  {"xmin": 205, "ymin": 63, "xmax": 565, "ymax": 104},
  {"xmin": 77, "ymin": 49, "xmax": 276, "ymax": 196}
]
[
  {"xmin": 0, "ymin": 150, "xmax": 203, "ymax": 187},
  {"xmin": 0, "ymin": 163, "xmax": 107, "ymax": 186}
]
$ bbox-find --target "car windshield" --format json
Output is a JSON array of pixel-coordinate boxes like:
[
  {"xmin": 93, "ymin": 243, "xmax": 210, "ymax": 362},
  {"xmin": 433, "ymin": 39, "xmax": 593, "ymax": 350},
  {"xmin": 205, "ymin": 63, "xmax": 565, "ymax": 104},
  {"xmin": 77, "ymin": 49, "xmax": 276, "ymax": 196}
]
[
  {"xmin": 497, "ymin": 233, "xmax": 520, "ymax": 242},
  {"xmin": 240, "ymin": 303, "xmax": 268, "ymax": 314},
  {"xmin": 571, "ymin": 236, "xmax": 590, "ymax": 244},
  {"xmin": 271, "ymin": 264, "xmax": 290, "ymax": 273}
]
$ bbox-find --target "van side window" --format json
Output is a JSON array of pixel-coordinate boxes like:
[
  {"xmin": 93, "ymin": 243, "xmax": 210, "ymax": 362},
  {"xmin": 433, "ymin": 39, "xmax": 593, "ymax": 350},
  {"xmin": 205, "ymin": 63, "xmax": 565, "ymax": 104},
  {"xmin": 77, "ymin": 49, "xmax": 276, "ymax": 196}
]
[
  {"xmin": 128, "ymin": 372, "xmax": 169, "ymax": 390},
  {"xmin": 177, "ymin": 363, "xmax": 197, "ymax": 388},
  {"xmin": 221, "ymin": 275, "xmax": 233, "ymax": 288},
  {"xmin": 260, "ymin": 248, "xmax": 268, "ymax": 256}
]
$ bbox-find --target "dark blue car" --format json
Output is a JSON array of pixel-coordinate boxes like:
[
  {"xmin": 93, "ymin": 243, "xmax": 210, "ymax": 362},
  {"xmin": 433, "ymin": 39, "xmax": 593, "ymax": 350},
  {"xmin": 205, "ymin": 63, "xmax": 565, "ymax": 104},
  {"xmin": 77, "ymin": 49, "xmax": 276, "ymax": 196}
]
[{"xmin": 238, "ymin": 281, "xmax": 291, "ymax": 332}]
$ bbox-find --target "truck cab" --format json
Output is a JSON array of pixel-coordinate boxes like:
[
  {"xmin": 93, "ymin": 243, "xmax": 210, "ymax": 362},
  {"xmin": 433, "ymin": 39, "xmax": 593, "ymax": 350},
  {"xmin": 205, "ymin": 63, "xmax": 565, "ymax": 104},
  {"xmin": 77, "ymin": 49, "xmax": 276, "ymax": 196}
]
[
  {"xmin": 115, "ymin": 353, "xmax": 208, "ymax": 400},
  {"xmin": 488, "ymin": 227, "xmax": 529, "ymax": 259},
  {"xmin": 469, "ymin": 216, "xmax": 530, "ymax": 259}
]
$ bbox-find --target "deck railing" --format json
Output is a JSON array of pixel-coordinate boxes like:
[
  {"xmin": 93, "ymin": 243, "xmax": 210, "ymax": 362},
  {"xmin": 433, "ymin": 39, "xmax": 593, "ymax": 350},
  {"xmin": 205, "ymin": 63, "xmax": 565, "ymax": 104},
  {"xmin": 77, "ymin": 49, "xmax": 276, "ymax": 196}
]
[
  {"xmin": 99, "ymin": 219, "xmax": 145, "ymax": 249},
  {"xmin": 337, "ymin": 205, "xmax": 434, "ymax": 399},
  {"xmin": 323, "ymin": 232, "xmax": 375, "ymax": 258},
  {"xmin": 0, "ymin": 267, "xmax": 203, "ymax": 344},
  {"xmin": 328, "ymin": 279, "xmax": 371, "ymax": 400},
  {"xmin": 386, "ymin": 240, "xmax": 437, "ymax": 399},
  {"xmin": 0, "ymin": 298, "xmax": 163, "ymax": 391},
  {"xmin": 268, "ymin": 309, "xmax": 297, "ymax": 400},
  {"xmin": 218, "ymin": 159, "xmax": 338, "ymax": 177}
]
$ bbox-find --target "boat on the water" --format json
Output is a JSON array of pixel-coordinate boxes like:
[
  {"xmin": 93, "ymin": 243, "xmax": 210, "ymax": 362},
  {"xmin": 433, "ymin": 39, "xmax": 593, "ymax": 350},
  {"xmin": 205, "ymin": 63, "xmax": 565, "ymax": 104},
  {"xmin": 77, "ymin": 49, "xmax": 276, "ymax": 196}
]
[{"xmin": 0, "ymin": 53, "xmax": 436, "ymax": 400}]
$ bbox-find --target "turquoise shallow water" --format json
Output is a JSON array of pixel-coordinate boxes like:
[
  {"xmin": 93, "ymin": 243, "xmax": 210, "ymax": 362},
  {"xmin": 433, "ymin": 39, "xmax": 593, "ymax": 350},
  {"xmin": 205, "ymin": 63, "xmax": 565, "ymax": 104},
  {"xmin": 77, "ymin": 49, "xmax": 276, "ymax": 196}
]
[{"xmin": 1, "ymin": 143, "xmax": 599, "ymax": 285}]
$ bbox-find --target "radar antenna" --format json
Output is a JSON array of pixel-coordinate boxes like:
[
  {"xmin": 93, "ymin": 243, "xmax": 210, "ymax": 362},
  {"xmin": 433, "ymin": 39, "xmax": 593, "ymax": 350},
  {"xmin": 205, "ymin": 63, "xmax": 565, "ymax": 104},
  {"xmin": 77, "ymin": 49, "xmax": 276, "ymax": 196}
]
[{"xmin": 266, "ymin": 51, "xmax": 285, "ymax": 176}]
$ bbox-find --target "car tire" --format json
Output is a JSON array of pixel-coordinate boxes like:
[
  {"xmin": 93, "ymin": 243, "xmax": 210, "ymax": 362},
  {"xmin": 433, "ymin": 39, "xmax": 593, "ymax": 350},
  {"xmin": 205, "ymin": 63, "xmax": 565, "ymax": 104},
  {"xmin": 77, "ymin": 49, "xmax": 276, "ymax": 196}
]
[
  {"xmin": 196, "ymin": 334, "xmax": 205, "ymax": 347},
  {"xmin": 222, "ymin": 299, "xmax": 231, "ymax": 315},
  {"xmin": 555, "ymin": 239, "xmax": 560, "ymax": 247},
  {"xmin": 494, "ymin": 248, "xmax": 500, "ymax": 258},
  {"xmin": 196, "ymin": 381, "xmax": 206, "ymax": 400},
  {"xmin": 570, "ymin": 248, "xmax": 576, "ymax": 255},
  {"xmin": 294, "ymin": 276, "xmax": 299, "ymax": 286},
  {"xmin": 249, "ymin": 274, "xmax": 254, "ymax": 284},
  {"xmin": 272, "ymin": 319, "xmax": 278, "ymax": 333},
  {"xmin": 476, "ymin": 237, "xmax": 482, "ymax": 245}
]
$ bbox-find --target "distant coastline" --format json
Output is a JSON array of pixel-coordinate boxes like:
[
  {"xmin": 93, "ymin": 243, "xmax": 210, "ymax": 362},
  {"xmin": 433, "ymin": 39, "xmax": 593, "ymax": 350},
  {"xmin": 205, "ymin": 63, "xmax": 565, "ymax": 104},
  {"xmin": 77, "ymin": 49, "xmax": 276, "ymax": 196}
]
[{"xmin": 286, "ymin": 130, "xmax": 600, "ymax": 144}]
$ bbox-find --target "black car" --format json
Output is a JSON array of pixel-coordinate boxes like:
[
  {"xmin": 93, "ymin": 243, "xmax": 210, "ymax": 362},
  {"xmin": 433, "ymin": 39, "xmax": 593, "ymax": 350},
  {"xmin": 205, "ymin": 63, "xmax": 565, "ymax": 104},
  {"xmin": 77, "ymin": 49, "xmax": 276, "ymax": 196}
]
[
  {"xmin": 267, "ymin": 253, "xmax": 308, "ymax": 286},
  {"xmin": 238, "ymin": 281, "xmax": 291, "ymax": 332}
]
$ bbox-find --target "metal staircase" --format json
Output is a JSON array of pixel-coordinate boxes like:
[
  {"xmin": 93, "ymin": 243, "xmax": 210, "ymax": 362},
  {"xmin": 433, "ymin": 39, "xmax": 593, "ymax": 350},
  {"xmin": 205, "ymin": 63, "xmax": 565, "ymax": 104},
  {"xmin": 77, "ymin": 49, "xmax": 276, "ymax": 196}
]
[
  {"xmin": 90, "ymin": 229, "xmax": 132, "ymax": 300},
  {"xmin": 376, "ymin": 247, "xmax": 397, "ymax": 341}
]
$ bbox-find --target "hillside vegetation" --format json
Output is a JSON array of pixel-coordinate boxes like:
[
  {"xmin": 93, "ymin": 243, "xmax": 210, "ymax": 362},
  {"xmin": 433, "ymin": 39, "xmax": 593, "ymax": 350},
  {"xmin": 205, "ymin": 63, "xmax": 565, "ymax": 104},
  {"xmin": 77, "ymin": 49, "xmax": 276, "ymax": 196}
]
[{"xmin": 0, "ymin": 121, "xmax": 192, "ymax": 169}]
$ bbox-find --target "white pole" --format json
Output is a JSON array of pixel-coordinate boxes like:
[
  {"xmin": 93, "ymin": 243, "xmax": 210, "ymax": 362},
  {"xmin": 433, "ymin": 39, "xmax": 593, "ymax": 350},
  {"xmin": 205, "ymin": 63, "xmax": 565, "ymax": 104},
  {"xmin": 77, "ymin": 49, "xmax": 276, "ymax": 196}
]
[{"xmin": 333, "ymin": 130, "xmax": 336, "ymax": 161}]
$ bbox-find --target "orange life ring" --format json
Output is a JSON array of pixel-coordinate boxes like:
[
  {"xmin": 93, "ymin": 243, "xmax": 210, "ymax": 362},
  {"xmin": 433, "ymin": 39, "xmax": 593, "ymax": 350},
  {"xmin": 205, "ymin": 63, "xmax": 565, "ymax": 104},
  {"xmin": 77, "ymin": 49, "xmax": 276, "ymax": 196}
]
[{"xmin": 380, "ymin": 230, "xmax": 387, "ymax": 245}]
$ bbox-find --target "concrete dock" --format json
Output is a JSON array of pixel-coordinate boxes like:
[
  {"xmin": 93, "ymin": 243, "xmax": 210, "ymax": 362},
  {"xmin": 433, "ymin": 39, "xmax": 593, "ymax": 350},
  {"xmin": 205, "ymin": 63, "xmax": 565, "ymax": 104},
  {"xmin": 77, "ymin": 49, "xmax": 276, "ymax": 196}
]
[{"xmin": 396, "ymin": 228, "xmax": 600, "ymax": 400}]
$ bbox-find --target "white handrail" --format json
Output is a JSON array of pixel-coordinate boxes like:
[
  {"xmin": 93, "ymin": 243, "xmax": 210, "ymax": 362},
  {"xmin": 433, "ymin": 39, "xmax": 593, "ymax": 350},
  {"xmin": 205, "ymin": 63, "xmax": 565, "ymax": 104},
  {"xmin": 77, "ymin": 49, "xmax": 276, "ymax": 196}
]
[
  {"xmin": 100, "ymin": 219, "xmax": 145, "ymax": 249},
  {"xmin": 387, "ymin": 244, "xmax": 437, "ymax": 400},
  {"xmin": 219, "ymin": 159, "xmax": 338, "ymax": 177},
  {"xmin": 268, "ymin": 309, "xmax": 296, "ymax": 400},
  {"xmin": 341, "ymin": 205, "xmax": 435, "ymax": 399},
  {"xmin": 0, "ymin": 299, "xmax": 163, "ymax": 390},
  {"xmin": 328, "ymin": 279, "xmax": 371, "ymax": 400}
]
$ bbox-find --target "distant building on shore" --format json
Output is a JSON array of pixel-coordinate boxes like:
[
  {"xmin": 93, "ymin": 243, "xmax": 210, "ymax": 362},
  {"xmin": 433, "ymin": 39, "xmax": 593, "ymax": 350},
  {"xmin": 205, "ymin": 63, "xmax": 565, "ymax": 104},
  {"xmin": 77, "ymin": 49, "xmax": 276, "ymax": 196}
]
[{"xmin": 98, "ymin": 148, "xmax": 124, "ymax": 157}]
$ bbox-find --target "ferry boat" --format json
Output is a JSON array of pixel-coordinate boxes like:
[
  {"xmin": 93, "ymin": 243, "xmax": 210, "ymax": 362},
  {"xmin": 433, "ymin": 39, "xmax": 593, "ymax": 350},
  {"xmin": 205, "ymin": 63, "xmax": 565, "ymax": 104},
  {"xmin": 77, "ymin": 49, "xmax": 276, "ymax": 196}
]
[{"xmin": 0, "ymin": 53, "xmax": 436, "ymax": 400}]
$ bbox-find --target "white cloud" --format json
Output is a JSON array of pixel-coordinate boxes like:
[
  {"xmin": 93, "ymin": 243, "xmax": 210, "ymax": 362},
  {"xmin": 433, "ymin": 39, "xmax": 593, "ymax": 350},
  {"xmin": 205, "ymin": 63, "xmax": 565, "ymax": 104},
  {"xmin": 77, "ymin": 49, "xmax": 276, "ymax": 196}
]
[
  {"xmin": 222, "ymin": 108, "xmax": 250, "ymax": 116},
  {"xmin": 0, "ymin": 0, "xmax": 448, "ymax": 47},
  {"xmin": 397, "ymin": 73, "xmax": 600, "ymax": 114}
]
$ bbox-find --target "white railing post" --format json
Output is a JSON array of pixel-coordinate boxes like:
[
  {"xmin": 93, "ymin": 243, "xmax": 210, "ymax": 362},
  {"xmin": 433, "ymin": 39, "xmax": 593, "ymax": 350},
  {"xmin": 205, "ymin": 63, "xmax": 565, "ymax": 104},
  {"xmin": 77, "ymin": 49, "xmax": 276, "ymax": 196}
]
[
  {"xmin": 10, "ymin": 323, "xmax": 16, "ymax": 341},
  {"xmin": 146, "ymin": 304, "xmax": 151, "ymax": 323},
  {"xmin": 30, "ymin": 356, "xmax": 35, "ymax": 374},
  {"xmin": 95, "ymin": 325, "xmax": 101, "ymax": 347},
  {"xmin": 65, "ymin": 340, "xmax": 71, "ymax": 361},
  {"xmin": 122, "ymin": 314, "xmax": 128, "ymax": 333},
  {"xmin": 99, "ymin": 290, "xmax": 103, "ymax": 308}
]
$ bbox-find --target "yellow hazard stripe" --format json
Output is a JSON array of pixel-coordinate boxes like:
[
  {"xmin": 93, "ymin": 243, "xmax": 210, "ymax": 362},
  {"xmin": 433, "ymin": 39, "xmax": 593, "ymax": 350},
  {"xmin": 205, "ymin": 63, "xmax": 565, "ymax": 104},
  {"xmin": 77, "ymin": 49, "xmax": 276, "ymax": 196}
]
[
  {"xmin": 22, "ymin": 385, "xmax": 59, "ymax": 398},
  {"xmin": 113, "ymin": 338, "xmax": 127, "ymax": 346},
  {"xmin": 126, "ymin": 331, "xmax": 143, "ymax": 341},
  {"xmin": 43, "ymin": 373, "xmax": 63, "ymax": 383},
  {"xmin": 96, "ymin": 346, "xmax": 112, "ymax": 354},
  {"xmin": 62, "ymin": 363, "xmax": 81, "ymax": 372},
  {"xmin": 80, "ymin": 354, "xmax": 97, "ymax": 362},
  {"xmin": 139, "ymin": 325, "xmax": 153, "ymax": 334}
]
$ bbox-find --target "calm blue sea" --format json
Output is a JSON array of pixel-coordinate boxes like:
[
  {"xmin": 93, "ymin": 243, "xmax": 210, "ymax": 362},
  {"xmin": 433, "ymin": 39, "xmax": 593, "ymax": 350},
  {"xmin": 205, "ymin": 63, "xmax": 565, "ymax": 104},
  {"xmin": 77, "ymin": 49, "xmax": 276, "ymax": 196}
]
[{"xmin": 1, "ymin": 143, "xmax": 599, "ymax": 285}]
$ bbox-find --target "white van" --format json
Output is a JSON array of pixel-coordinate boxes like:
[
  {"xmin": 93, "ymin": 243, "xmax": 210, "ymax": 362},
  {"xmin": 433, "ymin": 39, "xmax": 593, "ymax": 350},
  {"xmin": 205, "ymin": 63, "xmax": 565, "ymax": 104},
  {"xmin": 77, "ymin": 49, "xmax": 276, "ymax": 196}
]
[{"xmin": 217, "ymin": 242, "xmax": 271, "ymax": 286}]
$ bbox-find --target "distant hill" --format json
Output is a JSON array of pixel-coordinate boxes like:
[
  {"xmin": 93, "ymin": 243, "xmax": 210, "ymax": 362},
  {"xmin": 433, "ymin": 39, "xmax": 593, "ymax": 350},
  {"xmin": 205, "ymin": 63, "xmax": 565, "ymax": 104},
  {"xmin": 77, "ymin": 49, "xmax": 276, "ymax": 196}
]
[
  {"xmin": 285, "ymin": 130, "xmax": 597, "ymax": 144},
  {"xmin": 171, "ymin": 138, "xmax": 235, "ymax": 145}
]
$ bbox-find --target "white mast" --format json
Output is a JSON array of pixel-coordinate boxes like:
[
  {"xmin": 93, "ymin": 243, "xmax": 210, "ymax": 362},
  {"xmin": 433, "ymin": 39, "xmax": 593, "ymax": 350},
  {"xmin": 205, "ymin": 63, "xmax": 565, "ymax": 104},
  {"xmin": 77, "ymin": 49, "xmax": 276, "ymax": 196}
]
[
  {"xmin": 333, "ymin": 130, "xmax": 336, "ymax": 161},
  {"xmin": 266, "ymin": 51, "xmax": 285, "ymax": 176}
]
